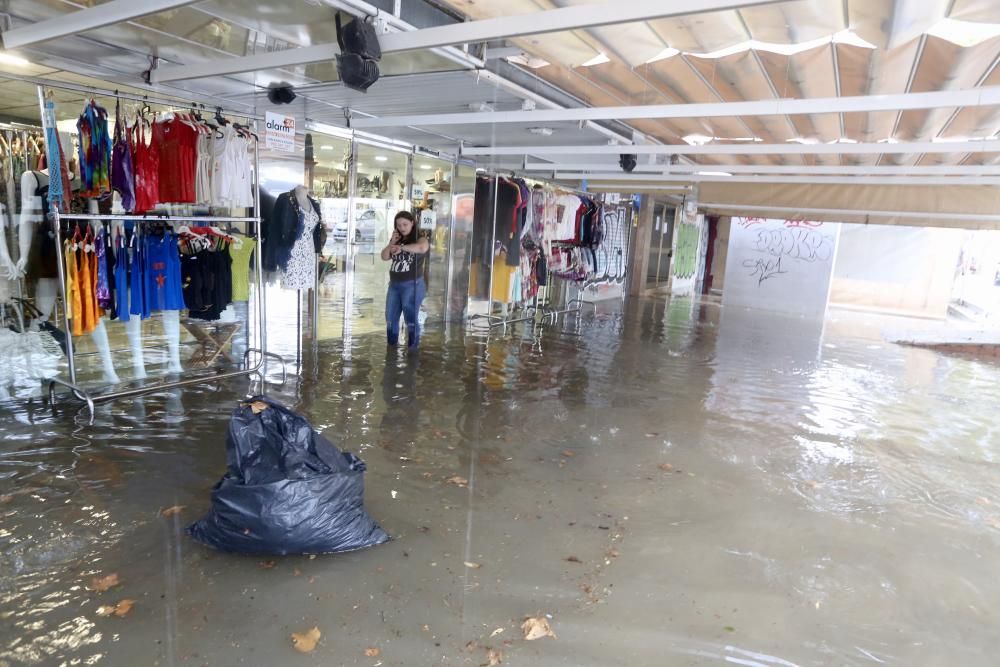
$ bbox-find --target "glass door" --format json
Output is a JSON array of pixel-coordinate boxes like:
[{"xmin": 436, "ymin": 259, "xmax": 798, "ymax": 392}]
[{"xmin": 410, "ymin": 155, "xmax": 455, "ymax": 324}]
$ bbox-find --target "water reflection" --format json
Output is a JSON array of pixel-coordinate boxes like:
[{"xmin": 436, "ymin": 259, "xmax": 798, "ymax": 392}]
[{"xmin": 2, "ymin": 297, "xmax": 1000, "ymax": 665}]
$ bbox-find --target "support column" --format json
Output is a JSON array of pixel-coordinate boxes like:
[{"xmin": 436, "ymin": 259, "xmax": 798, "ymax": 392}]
[{"xmin": 627, "ymin": 195, "xmax": 654, "ymax": 297}]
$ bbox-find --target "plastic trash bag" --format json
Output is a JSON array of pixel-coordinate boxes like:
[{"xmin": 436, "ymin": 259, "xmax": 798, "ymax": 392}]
[{"xmin": 188, "ymin": 397, "xmax": 389, "ymax": 555}]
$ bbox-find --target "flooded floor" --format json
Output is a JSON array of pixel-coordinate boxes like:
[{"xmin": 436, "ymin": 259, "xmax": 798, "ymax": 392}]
[{"xmin": 2, "ymin": 297, "xmax": 999, "ymax": 666}]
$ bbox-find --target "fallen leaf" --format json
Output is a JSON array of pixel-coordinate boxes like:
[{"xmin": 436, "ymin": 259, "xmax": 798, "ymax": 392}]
[
  {"xmin": 445, "ymin": 476, "xmax": 469, "ymax": 487},
  {"xmin": 724, "ymin": 626, "xmax": 736, "ymax": 632},
  {"xmin": 560, "ymin": 450, "xmax": 575, "ymax": 458},
  {"xmin": 581, "ymin": 584, "xmax": 593, "ymax": 594},
  {"xmin": 160, "ymin": 505, "xmax": 186, "ymax": 518},
  {"xmin": 293, "ymin": 568, "xmax": 302, "ymax": 576},
  {"xmin": 421, "ymin": 472, "xmax": 433, "ymax": 478},
  {"xmin": 290, "ymin": 626, "xmax": 321, "ymax": 653},
  {"xmin": 464, "ymin": 561, "xmax": 481, "ymax": 569},
  {"xmin": 606, "ymin": 548, "xmax": 619, "ymax": 558},
  {"xmin": 490, "ymin": 628, "xmax": 504, "ymax": 637},
  {"xmin": 658, "ymin": 463, "xmax": 673, "ymax": 472},
  {"xmin": 464, "ymin": 640, "xmax": 479, "ymax": 653},
  {"xmin": 521, "ymin": 616, "xmax": 556, "ymax": 641},
  {"xmin": 258, "ymin": 560, "xmax": 276, "ymax": 569},
  {"xmin": 484, "ymin": 648, "xmax": 503, "ymax": 666},
  {"xmin": 364, "ymin": 647, "xmax": 380, "ymax": 657},
  {"xmin": 0, "ymin": 495, "xmax": 12, "ymax": 503},
  {"xmin": 564, "ymin": 556, "xmax": 582, "ymax": 564},
  {"xmin": 644, "ymin": 433, "xmax": 658, "ymax": 438},
  {"xmin": 96, "ymin": 599, "xmax": 135, "ymax": 617},
  {"xmin": 422, "ymin": 624, "xmax": 430, "ymax": 632},
  {"xmin": 89, "ymin": 573, "xmax": 120, "ymax": 592}
]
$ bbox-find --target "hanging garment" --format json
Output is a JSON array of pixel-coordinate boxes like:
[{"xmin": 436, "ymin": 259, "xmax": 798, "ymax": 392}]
[
  {"xmin": 196, "ymin": 132, "xmax": 212, "ymax": 205},
  {"xmin": 111, "ymin": 101, "xmax": 136, "ymax": 212},
  {"xmin": 131, "ymin": 118, "xmax": 159, "ymax": 213},
  {"xmin": 76, "ymin": 101, "xmax": 113, "ymax": 198},
  {"xmin": 129, "ymin": 232, "xmax": 149, "ymax": 320},
  {"xmin": 211, "ymin": 125, "xmax": 254, "ymax": 208},
  {"xmin": 280, "ymin": 206, "xmax": 319, "ymax": 290},
  {"xmin": 114, "ymin": 233, "xmax": 129, "ymax": 322},
  {"xmin": 181, "ymin": 246, "xmax": 233, "ymax": 321},
  {"xmin": 64, "ymin": 240, "xmax": 82, "ymax": 336},
  {"xmin": 144, "ymin": 233, "xmax": 185, "ymax": 312},
  {"xmin": 154, "ymin": 115, "xmax": 198, "ymax": 203},
  {"xmin": 95, "ymin": 227, "xmax": 112, "ymax": 312},
  {"xmin": 228, "ymin": 238, "xmax": 256, "ymax": 302},
  {"xmin": 78, "ymin": 239, "xmax": 101, "ymax": 335},
  {"xmin": 264, "ymin": 191, "xmax": 324, "ymax": 273},
  {"xmin": 42, "ymin": 98, "xmax": 70, "ymax": 211}
]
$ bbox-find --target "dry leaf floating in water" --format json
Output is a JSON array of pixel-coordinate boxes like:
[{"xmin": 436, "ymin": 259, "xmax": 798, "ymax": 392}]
[
  {"xmin": 464, "ymin": 561, "xmax": 481, "ymax": 569},
  {"xmin": 160, "ymin": 505, "xmax": 186, "ymax": 518},
  {"xmin": 291, "ymin": 626, "xmax": 321, "ymax": 653},
  {"xmin": 88, "ymin": 573, "xmax": 120, "ymax": 592},
  {"xmin": 364, "ymin": 647, "xmax": 381, "ymax": 657},
  {"xmin": 445, "ymin": 476, "xmax": 469, "ymax": 487},
  {"xmin": 521, "ymin": 616, "xmax": 556, "ymax": 641}
]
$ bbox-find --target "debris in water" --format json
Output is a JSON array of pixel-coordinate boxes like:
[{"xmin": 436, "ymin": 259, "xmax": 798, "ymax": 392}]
[
  {"xmin": 291, "ymin": 626, "xmax": 321, "ymax": 653},
  {"xmin": 365, "ymin": 647, "xmax": 381, "ymax": 657},
  {"xmin": 724, "ymin": 626, "xmax": 736, "ymax": 632},
  {"xmin": 258, "ymin": 560, "xmax": 276, "ymax": 569},
  {"xmin": 96, "ymin": 599, "xmax": 135, "ymax": 617},
  {"xmin": 560, "ymin": 450, "xmax": 575, "ymax": 458},
  {"xmin": 658, "ymin": 463, "xmax": 673, "ymax": 472},
  {"xmin": 293, "ymin": 569, "xmax": 302, "ymax": 577},
  {"xmin": 521, "ymin": 616, "xmax": 556, "ymax": 641},
  {"xmin": 161, "ymin": 505, "xmax": 186, "ymax": 517},
  {"xmin": 484, "ymin": 648, "xmax": 503, "ymax": 665},
  {"xmin": 564, "ymin": 556, "xmax": 582, "ymax": 564},
  {"xmin": 464, "ymin": 561, "xmax": 481, "ymax": 569},
  {"xmin": 490, "ymin": 628, "xmax": 504, "ymax": 637},
  {"xmin": 88, "ymin": 573, "xmax": 120, "ymax": 592},
  {"xmin": 445, "ymin": 476, "xmax": 469, "ymax": 487},
  {"xmin": 607, "ymin": 548, "xmax": 619, "ymax": 558}
]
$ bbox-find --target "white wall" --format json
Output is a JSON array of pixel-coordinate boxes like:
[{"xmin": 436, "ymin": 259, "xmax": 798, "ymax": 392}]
[{"xmin": 722, "ymin": 218, "xmax": 841, "ymax": 319}]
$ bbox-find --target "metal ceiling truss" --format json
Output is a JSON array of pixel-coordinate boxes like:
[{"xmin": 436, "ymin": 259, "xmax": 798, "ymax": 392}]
[
  {"xmin": 562, "ymin": 173, "xmax": 1000, "ymax": 186},
  {"xmin": 352, "ymin": 87, "xmax": 1000, "ymax": 129},
  {"xmin": 463, "ymin": 140, "xmax": 1000, "ymax": 157},
  {"xmin": 530, "ymin": 163, "xmax": 1000, "ymax": 175},
  {"xmin": 148, "ymin": 0, "xmax": 785, "ymax": 83}
]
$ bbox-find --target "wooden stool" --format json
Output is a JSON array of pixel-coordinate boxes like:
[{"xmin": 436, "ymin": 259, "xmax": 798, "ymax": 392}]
[{"xmin": 182, "ymin": 320, "xmax": 242, "ymax": 368}]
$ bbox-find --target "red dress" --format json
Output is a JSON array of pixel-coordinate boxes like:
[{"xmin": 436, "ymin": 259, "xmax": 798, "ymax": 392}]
[
  {"xmin": 153, "ymin": 116, "xmax": 198, "ymax": 204},
  {"xmin": 131, "ymin": 120, "xmax": 159, "ymax": 213}
]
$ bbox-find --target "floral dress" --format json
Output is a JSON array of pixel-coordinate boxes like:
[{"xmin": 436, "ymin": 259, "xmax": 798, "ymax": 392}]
[{"xmin": 280, "ymin": 207, "xmax": 318, "ymax": 290}]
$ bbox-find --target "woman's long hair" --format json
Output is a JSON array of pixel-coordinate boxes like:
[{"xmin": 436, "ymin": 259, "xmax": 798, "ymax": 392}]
[{"xmin": 394, "ymin": 211, "xmax": 418, "ymax": 245}]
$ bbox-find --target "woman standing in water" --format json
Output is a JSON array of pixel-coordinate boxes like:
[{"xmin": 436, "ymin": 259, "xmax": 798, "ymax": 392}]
[{"xmin": 381, "ymin": 211, "xmax": 429, "ymax": 349}]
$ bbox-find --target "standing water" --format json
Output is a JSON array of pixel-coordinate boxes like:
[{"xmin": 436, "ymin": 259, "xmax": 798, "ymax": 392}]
[{"xmin": 1, "ymin": 297, "xmax": 998, "ymax": 666}]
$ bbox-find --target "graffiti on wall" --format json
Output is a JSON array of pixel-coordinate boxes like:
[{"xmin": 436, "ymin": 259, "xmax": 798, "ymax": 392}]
[
  {"xmin": 580, "ymin": 204, "xmax": 631, "ymax": 296},
  {"xmin": 735, "ymin": 218, "xmax": 836, "ymax": 288},
  {"xmin": 673, "ymin": 221, "xmax": 699, "ymax": 280}
]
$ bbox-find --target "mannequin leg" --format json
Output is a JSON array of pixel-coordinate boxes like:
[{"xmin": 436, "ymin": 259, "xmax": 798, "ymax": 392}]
[
  {"xmin": 231, "ymin": 301, "xmax": 249, "ymax": 365},
  {"xmin": 90, "ymin": 319, "xmax": 120, "ymax": 384},
  {"xmin": 35, "ymin": 278, "xmax": 58, "ymax": 323},
  {"xmin": 125, "ymin": 317, "xmax": 147, "ymax": 380},
  {"xmin": 161, "ymin": 310, "xmax": 183, "ymax": 373}
]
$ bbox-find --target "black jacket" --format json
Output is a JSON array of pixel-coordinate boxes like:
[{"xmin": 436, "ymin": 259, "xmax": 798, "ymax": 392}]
[{"xmin": 263, "ymin": 190, "xmax": 326, "ymax": 272}]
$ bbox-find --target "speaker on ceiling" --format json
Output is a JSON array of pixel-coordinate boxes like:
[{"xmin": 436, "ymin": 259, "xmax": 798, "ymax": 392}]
[
  {"xmin": 267, "ymin": 83, "xmax": 297, "ymax": 105},
  {"xmin": 619, "ymin": 153, "xmax": 637, "ymax": 173}
]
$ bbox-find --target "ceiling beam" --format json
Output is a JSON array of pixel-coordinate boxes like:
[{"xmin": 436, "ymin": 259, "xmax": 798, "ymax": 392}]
[
  {"xmin": 528, "ymin": 163, "xmax": 1000, "ymax": 175},
  {"xmin": 699, "ymin": 202, "xmax": 1000, "ymax": 223},
  {"xmin": 1, "ymin": 0, "xmax": 199, "ymax": 50},
  {"xmin": 570, "ymin": 174, "xmax": 1000, "ymax": 186},
  {"xmin": 353, "ymin": 87, "xmax": 1000, "ymax": 128},
  {"xmin": 463, "ymin": 140, "xmax": 1000, "ymax": 156},
  {"xmin": 150, "ymin": 0, "xmax": 783, "ymax": 83}
]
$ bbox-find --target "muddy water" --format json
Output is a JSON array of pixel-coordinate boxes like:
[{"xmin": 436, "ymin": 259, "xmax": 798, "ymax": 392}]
[{"xmin": 1, "ymin": 297, "xmax": 999, "ymax": 666}]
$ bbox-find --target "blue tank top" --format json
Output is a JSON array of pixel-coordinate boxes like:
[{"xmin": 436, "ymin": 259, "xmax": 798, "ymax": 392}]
[
  {"xmin": 114, "ymin": 235, "xmax": 130, "ymax": 321},
  {"xmin": 144, "ymin": 233, "xmax": 184, "ymax": 312}
]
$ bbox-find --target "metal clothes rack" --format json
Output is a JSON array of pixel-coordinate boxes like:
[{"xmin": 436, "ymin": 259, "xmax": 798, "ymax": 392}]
[
  {"xmin": 467, "ymin": 172, "xmax": 600, "ymax": 332},
  {"xmin": 33, "ymin": 82, "xmax": 283, "ymax": 423}
]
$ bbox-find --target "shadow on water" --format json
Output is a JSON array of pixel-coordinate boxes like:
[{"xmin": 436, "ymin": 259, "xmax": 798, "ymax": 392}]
[{"xmin": 2, "ymin": 295, "xmax": 1000, "ymax": 666}]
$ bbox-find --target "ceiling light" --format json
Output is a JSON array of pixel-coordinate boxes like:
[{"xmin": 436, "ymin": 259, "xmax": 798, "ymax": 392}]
[
  {"xmin": 683, "ymin": 134, "xmax": 762, "ymax": 145},
  {"xmin": 507, "ymin": 54, "xmax": 550, "ymax": 69},
  {"xmin": 0, "ymin": 53, "xmax": 29, "ymax": 67},
  {"xmin": 320, "ymin": 145, "xmax": 334, "ymax": 150},
  {"xmin": 580, "ymin": 52, "xmax": 611, "ymax": 67},
  {"xmin": 469, "ymin": 102, "xmax": 495, "ymax": 113},
  {"xmin": 786, "ymin": 137, "xmax": 820, "ymax": 145},
  {"xmin": 375, "ymin": 155, "xmax": 388, "ymax": 162},
  {"xmin": 420, "ymin": 164, "xmax": 432, "ymax": 170},
  {"xmin": 696, "ymin": 171, "xmax": 733, "ymax": 177},
  {"xmin": 527, "ymin": 127, "xmax": 554, "ymax": 136}
]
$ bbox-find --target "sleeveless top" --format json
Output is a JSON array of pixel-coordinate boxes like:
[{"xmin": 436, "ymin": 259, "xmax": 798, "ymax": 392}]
[
  {"xmin": 154, "ymin": 116, "xmax": 198, "ymax": 204},
  {"xmin": 131, "ymin": 120, "xmax": 159, "ymax": 213},
  {"xmin": 388, "ymin": 245, "xmax": 425, "ymax": 283}
]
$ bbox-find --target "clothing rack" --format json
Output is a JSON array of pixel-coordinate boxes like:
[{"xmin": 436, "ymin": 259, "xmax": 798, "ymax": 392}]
[
  {"xmin": 32, "ymin": 81, "xmax": 282, "ymax": 423},
  {"xmin": 468, "ymin": 172, "xmax": 603, "ymax": 331}
]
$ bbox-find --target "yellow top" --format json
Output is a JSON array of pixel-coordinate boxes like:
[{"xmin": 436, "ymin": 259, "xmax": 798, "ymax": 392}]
[{"xmin": 228, "ymin": 238, "xmax": 257, "ymax": 302}]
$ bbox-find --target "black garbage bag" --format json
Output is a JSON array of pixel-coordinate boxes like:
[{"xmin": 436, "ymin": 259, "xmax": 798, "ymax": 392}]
[{"xmin": 187, "ymin": 397, "xmax": 389, "ymax": 555}]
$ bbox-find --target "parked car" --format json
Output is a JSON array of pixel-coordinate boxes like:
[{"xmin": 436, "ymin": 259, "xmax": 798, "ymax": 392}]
[{"xmin": 332, "ymin": 209, "xmax": 381, "ymax": 242}]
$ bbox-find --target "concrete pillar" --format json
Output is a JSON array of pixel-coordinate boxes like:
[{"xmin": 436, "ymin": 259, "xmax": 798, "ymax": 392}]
[{"xmin": 627, "ymin": 195, "xmax": 655, "ymax": 297}]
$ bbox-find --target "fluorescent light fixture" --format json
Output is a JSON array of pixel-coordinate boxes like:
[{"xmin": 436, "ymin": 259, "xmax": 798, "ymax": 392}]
[
  {"xmin": 580, "ymin": 52, "xmax": 611, "ymax": 67},
  {"xmin": 829, "ymin": 138, "xmax": 858, "ymax": 144},
  {"xmin": 683, "ymin": 134, "xmax": 762, "ymax": 145},
  {"xmin": 0, "ymin": 53, "xmax": 29, "ymax": 67},
  {"xmin": 645, "ymin": 47, "xmax": 680, "ymax": 64},
  {"xmin": 375, "ymin": 155, "xmax": 388, "ymax": 162},
  {"xmin": 696, "ymin": 171, "xmax": 733, "ymax": 177},
  {"xmin": 877, "ymin": 137, "xmax": 899, "ymax": 144},
  {"xmin": 927, "ymin": 18, "xmax": 1000, "ymax": 47},
  {"xmin": 507, "ymin": 54, "xmax": 550, "ymax": 69},
  {"xmin": 320, "ymin": 145, "xmax": 334, "ymax": 150},
  {"xmin": 527, "ymin": 127, "xmax": 554, "ymax": 136},
  {"xmin": 685, "ymin": 30, "xmax": 876, "ymax": 60},
  {"xmin": 787, "ymin": 137, "xmax": 821, "ymax": 145},
  {"xmin": 420, "ymin": 164, "xmax": 432, "ymax": 170}
]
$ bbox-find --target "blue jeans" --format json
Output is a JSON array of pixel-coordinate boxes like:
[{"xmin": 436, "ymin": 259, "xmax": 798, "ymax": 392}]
[{"xmin": 386, "ymin": 278, "xmax": 426, "ymax": 347}]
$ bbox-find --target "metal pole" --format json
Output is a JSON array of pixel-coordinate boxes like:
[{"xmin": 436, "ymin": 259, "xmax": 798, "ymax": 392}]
[
  {"xmin": 37, "ymin": 84, "xmax": 78, "ymax": 385},
  {"xmin": 342, "ymin": 137, "xmax": 359, "ymax": 346},
  {"xmin": 252, "ymin": 117, "xmax": 267, "ymax": 365},
  {"xmin": 486, "ymin": 174, "xmax": 498, "ymax": 318}
]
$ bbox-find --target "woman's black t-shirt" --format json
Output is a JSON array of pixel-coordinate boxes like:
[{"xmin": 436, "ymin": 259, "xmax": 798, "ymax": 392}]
[{"xmin": 389, "ymin": 247, "xmax": 425, "ymax": 283}]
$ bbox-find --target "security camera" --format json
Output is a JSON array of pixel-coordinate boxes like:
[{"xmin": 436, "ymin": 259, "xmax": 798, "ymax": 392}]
[{"xmin": 619, "ymin": 153, "xmax": 637, "ymax": 173}]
